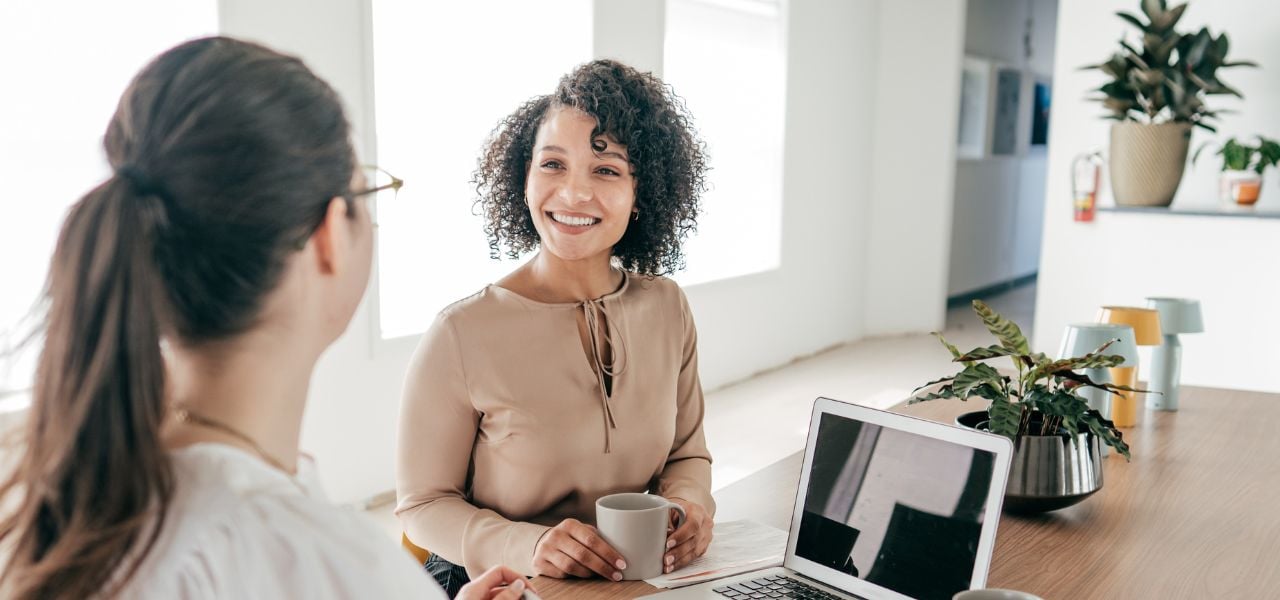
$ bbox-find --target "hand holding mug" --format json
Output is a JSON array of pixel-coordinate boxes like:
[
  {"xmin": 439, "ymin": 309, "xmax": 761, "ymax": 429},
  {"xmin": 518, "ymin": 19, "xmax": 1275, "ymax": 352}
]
[
  {"xmin": 596, "ymin": 493, "xmax": 691, "ymax": 580},
  {"xmin": 664, "ymin": 497, "xmax": 713, "ymax": 573},
  {"xmin": 532, "ymin": 518, "xmax": 627, "ymax": 580}
]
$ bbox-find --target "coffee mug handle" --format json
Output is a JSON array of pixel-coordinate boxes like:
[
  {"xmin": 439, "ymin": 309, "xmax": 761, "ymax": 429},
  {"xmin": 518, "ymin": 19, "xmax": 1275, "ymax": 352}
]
[{"xmin": 667, "ymin": 501, "xmax": 687, "ymax": 531}]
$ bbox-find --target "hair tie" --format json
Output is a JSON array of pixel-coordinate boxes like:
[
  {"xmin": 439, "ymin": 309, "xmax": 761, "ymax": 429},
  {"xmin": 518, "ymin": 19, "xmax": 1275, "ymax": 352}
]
[{"xmin": 115, "ymin": 164, "xmax": 167, "ymax": 200}]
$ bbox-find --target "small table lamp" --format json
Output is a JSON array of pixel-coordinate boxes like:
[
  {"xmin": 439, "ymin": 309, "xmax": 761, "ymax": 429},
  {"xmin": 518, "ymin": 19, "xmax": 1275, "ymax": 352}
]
[
  {"xmin": 1058, "ymin": 323, "xmax": 1140, "ymax": 420},
  {"xmin": 1144, "ymin": 297, "xmax": 1204, "ymax": 411},
  {"xmin": 1096, "ymin": 306, "xmax": 1163, "ymax": 427}
]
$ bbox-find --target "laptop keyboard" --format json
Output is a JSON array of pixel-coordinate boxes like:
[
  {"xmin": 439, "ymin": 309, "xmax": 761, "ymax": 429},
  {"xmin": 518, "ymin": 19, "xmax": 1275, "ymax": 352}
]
[{"xmin": 713, "ymin": 575, "xmax": 841, "ymax": 600}]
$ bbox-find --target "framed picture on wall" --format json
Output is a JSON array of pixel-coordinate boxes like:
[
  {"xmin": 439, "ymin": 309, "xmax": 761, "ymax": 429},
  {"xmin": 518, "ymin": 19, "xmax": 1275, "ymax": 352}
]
[
  {"xmin": 990, "ymin": 66, "xmax": 1023, "ymax": 156},
  {"xmin": 1031, "ymin": 76, "xmax": 1051, "ymax": 147},
  {"xmin": 957, "ymin": 56, "xmax": 991, "ymax": 159}
]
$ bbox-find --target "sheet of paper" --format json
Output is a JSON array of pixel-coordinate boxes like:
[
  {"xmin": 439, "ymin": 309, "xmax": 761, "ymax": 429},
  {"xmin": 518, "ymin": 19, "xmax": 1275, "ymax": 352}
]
[{"xmin": 644, "ymin": 520, "xmax": 788, "ymax": 589}]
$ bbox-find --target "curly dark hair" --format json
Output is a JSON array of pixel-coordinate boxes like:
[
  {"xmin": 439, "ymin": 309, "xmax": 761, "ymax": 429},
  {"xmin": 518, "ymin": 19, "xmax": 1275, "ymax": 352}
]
[{"xmin": 473, "ymin": 59, "xmax": 708, "ymax": 276}]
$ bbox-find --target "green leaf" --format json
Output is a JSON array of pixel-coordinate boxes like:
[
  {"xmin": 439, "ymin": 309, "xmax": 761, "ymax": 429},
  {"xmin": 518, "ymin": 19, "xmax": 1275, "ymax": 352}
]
[
  {"xmin": 1255, "ymin": 138, "xmax": 1280, "ymax": 173},
  {"xmin": 1100, "ymin": 382, "xmax": 1154, "ymax": 394},
  {"xmin": 1151, "ymin": 31, "xmax": 1181, "ymax": 63},
  {"xmin": 987, "ymin": 397, "xmax": 1023, "ymax": 439},
  {"xmin": 1081, "ymin": 410, "xmax": 1131, "ymax": 460},
  {"xmin": 1115, "ymin": 10, "xmax": 1147, "ymax": 31},
  {"xmin": 1028, "ymin": 338, "xmax": 1123, "ymax": 381},
  {"xmin": 1027, "ymin": 353, "xmax": 1122, "ymax": 382},
  {"xmin": 954, "ymin": 345, "xmax": 1017, "ymax": 362},
  {"xmin": 970, "ymin": 383, "xmax": 1008, "ymax": 404},
  {"xmin": 931, "ymin": 332, "xmax": 972, "ymax": 367},
  {"xmin": 1021, "ymin": 388, "xmax": 1055, "ymax": 415},
  {"xmin": 953, "ymin": 363, "xmax": 1006, "ymax": 399},
  {"xmin": 1121, "ymin": 50, "xmax": 1151, "ymax": 71},
  {"xmin": 1140, "ymin": 0, "xmax": 1164, "ymax": 21},
  {"xmin": 1072, "ymin": 353, "xmax": 1127, "ymax": 370},
  {"xmin": 1185, "ymin": 29, "xmax": 1210, "ymax": 66},
  {"xmin": 1055, "ymin": 370, "xmax": 1153, "ymax": 397},
  {"xmin": 1222, "ymin": 139, "xmax": 1250, "ymax": 169},
  {"xmin": 1160, "ymin": 3, "xmax": 1187, "ymax": 31},
  {"xmin": 911, "ymin": 374, "xmax": 957, "ymax": 394},
  {"xmin": 971, "ymin": 300, "xmax": 1030, "ymax": 355},
  {"xmin": 908, "ymin": 387, "xmax": 957, "ymax": 404},
  {"xmin": 1052, "ymin": 391, "xmax": 1090, "ymax": 438},
  {"xmin": 1213, "ymin": 80, "xmax": 1244, "ymax": 98}
]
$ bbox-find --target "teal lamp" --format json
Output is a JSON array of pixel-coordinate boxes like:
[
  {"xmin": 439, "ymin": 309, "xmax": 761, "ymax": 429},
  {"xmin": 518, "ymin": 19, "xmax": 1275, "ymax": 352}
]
[
  {"xmin": 1058, "ymin": 323, "xmax": 1140, "ymax": 419},
  {"xmin": 1144, "ymin": 298, "xmax": 1204, "ymax": 411}
]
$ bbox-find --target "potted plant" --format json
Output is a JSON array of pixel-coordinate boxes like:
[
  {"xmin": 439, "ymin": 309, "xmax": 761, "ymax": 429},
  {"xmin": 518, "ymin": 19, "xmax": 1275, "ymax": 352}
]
[
  {"xmin": 1193, "ymin": 136, "xmax": 1280, "ymax": 205},
  {"xmin": 1086, "ymin": 0, "xmax": 1256, "ymax": 207},
  {"xmin": 911, "ymin": 300, "xmax": 1147, "ymax": 513}
]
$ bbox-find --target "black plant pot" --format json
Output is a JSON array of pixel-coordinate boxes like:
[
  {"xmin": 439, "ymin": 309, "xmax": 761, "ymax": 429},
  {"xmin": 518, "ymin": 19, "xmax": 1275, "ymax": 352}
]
[{"xmin": 955, "ymin": 411, "xmax": 1104, "ymax": 514}]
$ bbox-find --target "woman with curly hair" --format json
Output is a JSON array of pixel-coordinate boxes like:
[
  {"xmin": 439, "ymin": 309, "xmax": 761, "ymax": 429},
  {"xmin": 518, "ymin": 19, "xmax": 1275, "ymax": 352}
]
[{"xmin": 396, "ymin": 59, "xmax": 716, "ymax": 594}]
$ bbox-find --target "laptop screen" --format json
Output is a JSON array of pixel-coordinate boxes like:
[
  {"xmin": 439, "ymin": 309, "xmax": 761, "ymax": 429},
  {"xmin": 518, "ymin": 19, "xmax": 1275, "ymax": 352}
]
[{"xmin": 793, "ymin": 411, "xmax": 998, "ymax": 600}]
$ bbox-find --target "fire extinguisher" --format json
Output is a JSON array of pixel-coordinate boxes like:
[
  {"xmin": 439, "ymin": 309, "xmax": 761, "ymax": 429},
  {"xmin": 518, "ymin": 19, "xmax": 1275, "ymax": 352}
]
[{"xmin": 1071, "ymin": 150, "xmax": 1103, "ymax": 222}]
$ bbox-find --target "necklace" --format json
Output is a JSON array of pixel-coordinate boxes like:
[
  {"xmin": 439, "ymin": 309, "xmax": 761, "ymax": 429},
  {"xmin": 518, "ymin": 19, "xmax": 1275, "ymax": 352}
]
[{"xmin": 173, "ymin": 406, "xmax": 295, "ymax": 475}]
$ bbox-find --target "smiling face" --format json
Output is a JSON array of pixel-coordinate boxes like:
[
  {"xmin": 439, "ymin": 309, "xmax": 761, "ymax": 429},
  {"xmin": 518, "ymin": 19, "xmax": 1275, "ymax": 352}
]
[{"xmin": 524, "ymin": 106, "xmax": 636, "ymax": 264}]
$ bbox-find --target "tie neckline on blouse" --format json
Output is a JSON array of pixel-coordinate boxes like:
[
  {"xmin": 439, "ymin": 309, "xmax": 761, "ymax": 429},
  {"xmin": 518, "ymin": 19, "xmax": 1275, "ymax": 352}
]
[{"xmin": 581, "ymin": 294, "xmax": 630, "ymax": 453}]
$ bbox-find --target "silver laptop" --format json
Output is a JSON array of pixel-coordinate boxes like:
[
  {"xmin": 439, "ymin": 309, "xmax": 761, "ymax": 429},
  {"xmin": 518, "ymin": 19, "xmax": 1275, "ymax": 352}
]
[{"xmin": 643, "ymin": 397, "xmax": 1013, "ymax": 600}]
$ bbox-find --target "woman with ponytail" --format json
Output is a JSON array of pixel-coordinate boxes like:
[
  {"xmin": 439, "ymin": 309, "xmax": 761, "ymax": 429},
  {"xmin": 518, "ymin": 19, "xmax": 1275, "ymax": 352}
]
[{"xmin": 0, "ymin": 37, "xmax": 530, "ymax": 600}]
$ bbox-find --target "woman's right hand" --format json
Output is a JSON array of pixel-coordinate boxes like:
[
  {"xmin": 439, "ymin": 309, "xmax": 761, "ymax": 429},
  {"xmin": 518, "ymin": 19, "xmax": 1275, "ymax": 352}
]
[{"xmin": 532, "ymin": 518, "xmax": 627, "ymax": 581}]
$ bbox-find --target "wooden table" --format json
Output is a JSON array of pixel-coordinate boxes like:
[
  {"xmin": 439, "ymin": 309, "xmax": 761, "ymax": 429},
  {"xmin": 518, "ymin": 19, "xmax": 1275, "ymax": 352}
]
[{"xmin": 533, "ymin": 386, "xmax": 1280, "ymax": 599}]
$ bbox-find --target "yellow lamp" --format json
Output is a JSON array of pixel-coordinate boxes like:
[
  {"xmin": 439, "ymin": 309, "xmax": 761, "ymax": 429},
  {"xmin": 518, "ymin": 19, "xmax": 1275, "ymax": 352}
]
[{"xmin": 1096, "ymin": 306, "xmax": 1162, "ymax": 427}]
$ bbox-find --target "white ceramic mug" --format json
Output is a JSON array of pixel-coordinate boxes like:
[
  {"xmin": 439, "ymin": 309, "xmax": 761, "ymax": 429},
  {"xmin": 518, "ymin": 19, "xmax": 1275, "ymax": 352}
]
[
  {"xmin": 595, "ymin": 493, "xmax": 686, "ymax": 580},
  {"xmin": 953, "ymin": 589, "xmax": 1043, "ymax": 600}
]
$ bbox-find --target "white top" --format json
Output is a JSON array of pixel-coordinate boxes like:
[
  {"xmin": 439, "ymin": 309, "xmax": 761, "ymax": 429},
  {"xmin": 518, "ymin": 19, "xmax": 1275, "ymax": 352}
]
[{"xmin": 118, "ymin": 443, "xmax": 445, "ymax": 599}]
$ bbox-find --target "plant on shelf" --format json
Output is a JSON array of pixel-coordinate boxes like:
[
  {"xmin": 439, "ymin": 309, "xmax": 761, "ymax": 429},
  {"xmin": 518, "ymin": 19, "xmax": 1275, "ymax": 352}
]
[
  {"xmin": 1084, "ymin": 0, "xmax": 1258, "ymax": 207},
  {"xmin": 1087, "ymin": 0, "xmax": 1255, "ymax": 131},
  {"xmin": 1194, "ymin": 136, "xmax": 1280, "ymax": 173},
  {"xmin": 910, "ymin": 300, "xmax": 1141, "ymax": 460},
  {"xmin": 1194, "ymin": 136, "xmax": 1280, "ymax": 204}
]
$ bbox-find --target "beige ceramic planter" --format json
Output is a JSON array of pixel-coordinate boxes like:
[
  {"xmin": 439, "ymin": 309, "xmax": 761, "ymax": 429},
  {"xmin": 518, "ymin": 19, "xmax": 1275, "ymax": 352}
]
[{"xmin": 1109, "ymin": 121, "xmax": 1192, "ymax": 207}]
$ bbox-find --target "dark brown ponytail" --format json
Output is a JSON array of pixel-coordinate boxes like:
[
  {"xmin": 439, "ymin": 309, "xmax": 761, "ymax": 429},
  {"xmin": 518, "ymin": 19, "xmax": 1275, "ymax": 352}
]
[
  {"xmin": 0, "ymin": 37, "xmax": 355, "ymax": 599},
  {"xmin": 0, "ymin": 176, "xmax": 173, "ymax": 598}
]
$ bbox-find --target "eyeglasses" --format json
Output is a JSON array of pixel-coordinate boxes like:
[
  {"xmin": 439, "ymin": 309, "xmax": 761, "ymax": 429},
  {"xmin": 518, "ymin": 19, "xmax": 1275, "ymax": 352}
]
[
  {"xmin": 351, "ymin": 165, "xmax": 404, "ymax": 229},
  {"xmin": 350, "ymin": 165, "xmax": 404, "ymax": 201},
  {"xmin": 294, "ymin": 165, "xmax": 404, "ymax": 249}
]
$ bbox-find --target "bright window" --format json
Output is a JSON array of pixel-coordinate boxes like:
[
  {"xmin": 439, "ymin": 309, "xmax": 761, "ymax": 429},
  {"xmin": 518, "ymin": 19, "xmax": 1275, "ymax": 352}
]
[
  {"xmin": 0, "ymin": 1, "xmax": 218, "ymax": 398},
  {"xmin": 370, "ymin": 1, "xmax": 593, "ymax": 339},
  {"xmin": 664, "ymin": 0, "xmax": 786, "ymax": 286}
]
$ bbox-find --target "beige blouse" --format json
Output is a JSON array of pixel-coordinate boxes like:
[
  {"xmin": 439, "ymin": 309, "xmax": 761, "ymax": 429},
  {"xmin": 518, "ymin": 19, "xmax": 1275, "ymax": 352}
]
[{"xmin": 395, "ymin": 273, "xmax": 714, "ymax": 577}]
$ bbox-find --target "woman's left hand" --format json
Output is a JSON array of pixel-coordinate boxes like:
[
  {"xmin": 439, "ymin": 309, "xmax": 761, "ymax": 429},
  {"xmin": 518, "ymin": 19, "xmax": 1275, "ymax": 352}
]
[{"xmin": 663, "ymin": 498, "xmax": 713, "ymax": 573}]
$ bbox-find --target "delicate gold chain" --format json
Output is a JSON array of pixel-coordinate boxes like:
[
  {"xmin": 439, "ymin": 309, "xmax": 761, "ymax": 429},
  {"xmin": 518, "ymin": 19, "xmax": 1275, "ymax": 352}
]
[{"xmin": 173, "ymin": 406, "xmax": 295, "ymax": 475}]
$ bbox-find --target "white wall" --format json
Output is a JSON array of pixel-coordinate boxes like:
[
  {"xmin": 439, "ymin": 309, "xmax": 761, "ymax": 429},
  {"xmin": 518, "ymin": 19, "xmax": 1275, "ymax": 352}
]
[
  {"xmin": 217, "ymin": 0, "xmax": 963, "ymax": 504},
  {"xmin": 593, "ymin": 0, "xmax": 664, "ymax": 72},
  {"xmin": 948, "ymin": 0, "xmax": 1057, "ymax": 297},
  {"xmin": 1035, "ymin": 0, "xmax": 1280, "ymax": 393},
  {"xmin": 863, "ymin": 0, "xmax": 967, "ymax": 336}
]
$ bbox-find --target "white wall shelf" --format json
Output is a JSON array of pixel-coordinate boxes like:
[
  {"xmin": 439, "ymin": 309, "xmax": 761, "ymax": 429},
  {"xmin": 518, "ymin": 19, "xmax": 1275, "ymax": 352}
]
[{"xmin": 1097, "ymin": 204, "xmax": 1280, "ymax": 220}]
